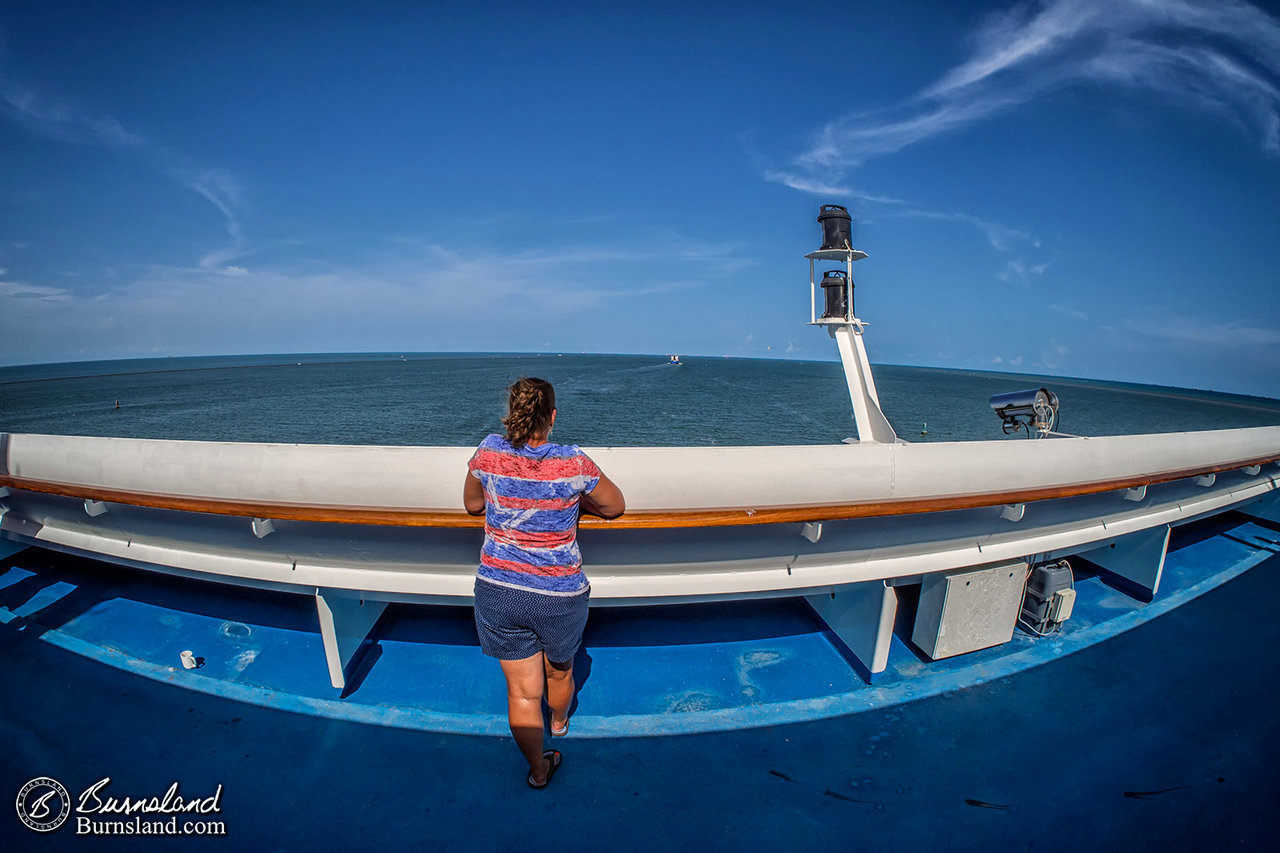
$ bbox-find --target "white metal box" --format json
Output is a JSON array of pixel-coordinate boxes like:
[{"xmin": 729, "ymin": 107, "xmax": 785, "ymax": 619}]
[{"xmin": 912, "ymin": 561, "xmax": 1029, "ymax": 660}]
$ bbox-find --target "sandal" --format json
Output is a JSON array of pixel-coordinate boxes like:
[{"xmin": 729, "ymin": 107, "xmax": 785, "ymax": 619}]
[{"xmin": 527, "ymin": 749, "xmax": 562, "ymax": 789}]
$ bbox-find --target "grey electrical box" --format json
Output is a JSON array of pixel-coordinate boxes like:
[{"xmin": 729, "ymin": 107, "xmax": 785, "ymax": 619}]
[
  {"xmin": 1021, "ymin": 560, "xmax": 1075, "ymax": 634},
  {"xmin": 912, "ymin": 561, "xmax": 1029, "ymax": 660}
]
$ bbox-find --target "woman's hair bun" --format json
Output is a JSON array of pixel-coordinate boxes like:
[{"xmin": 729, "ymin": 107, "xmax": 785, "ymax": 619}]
[{"xmin": 502, "ymin": 377, "xmax": 555, "ymax": 447}]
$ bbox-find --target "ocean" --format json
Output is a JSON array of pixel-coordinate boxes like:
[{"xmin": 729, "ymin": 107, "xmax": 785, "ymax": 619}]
[{"xmin": 1, "ymin": 353, "xmax": 1278, "ymax": 447}]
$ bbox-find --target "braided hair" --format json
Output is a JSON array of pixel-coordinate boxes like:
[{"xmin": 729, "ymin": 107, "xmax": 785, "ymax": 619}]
[{"xmin": 502, "ymin": 377, "xmax": 556, "ymax": 447}]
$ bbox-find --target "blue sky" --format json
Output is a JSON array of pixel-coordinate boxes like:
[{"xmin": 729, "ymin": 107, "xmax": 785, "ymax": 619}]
[{"xmin": 1, "ymin": 0, "xmax": 1278, "ymax": 397}]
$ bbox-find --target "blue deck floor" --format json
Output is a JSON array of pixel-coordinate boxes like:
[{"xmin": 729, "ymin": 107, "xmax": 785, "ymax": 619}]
[{"xmin": 2, "ymin": 514, "xmax": 1279, "ymax": 849}]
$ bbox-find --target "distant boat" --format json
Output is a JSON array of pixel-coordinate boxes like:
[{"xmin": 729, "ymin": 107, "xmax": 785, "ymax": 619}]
[{"xmin": 668, "ymin": 354, "xmax": 683, "ymax": 366}]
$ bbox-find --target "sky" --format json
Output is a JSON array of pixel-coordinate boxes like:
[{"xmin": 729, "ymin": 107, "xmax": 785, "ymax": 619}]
[{"xmin": 1, "ymin": 0, "xmax": 1278, "ymax": 397}]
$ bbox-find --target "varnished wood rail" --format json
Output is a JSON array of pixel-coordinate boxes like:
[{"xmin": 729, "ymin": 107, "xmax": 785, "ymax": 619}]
[{"xmin": 0, "ymin": 454, "xmax": 1275, "ymax": 530}]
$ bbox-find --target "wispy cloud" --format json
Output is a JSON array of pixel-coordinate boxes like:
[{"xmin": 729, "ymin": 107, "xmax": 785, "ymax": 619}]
[
  {"xmin": 0, "ymin": 230, "xmax": 741, "ymax": 361},
  {"xmin": 0, "ymin": 276, "xmax": 71, "ymax": 303},
  {"xmin": 0, "ymin": 73, "xmax": 246, "ymax": 270},
  {"xmin": 0, "ymin": 75, "xmax": 145, "ymax": 148},
  {"xmin": 885, "ymin": 209, "xmax": 1049, "ymax": 281},
  {"xmin": 763, "ymin": 171, "xmax": 905, "ymax": 203},
  {"xmin": 1051, "ymin": 304, "xmax": 1088, "ymax": 320},
  {"xmin": 774, "ymin": 0, "xmax": 1280, "ymax": 186},
  {"xmin": 893, "ymin": 210, "xmax": 1036, "ymax": 252},
  {"xmin": 997, "ymin": 258, "xmax": 1050, "ymax": 283},
  {"xmin": 1039, "ymin": 342, "xmax": 1069, "ymax": 369},
  {"xmin": 1123, "ymin": 316, "xmax": 1280, "ymax": 346}
]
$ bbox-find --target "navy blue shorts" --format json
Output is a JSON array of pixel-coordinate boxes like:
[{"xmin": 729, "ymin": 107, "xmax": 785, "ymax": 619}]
[{"xmin": 473, "ymin": 578, "xmax": 590, "ymax": 663}]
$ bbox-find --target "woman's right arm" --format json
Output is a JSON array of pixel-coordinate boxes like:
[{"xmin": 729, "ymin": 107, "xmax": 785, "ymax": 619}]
[
  {"xmin": 580, "ymin": 472, "xmax": 625, "ymax": 519},
  {"xmin": 463, "ymin": 472, "xmax": 486, "ymax": 515}
]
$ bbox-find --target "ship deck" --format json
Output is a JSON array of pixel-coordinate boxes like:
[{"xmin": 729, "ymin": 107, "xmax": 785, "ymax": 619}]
[{"xmin": 2, "ymin": 512, "xmax": 1279, "ymax": 849}]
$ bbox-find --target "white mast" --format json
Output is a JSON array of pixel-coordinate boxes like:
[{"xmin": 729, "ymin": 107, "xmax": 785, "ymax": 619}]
[{"xmin": 806, "ymin": 245, "xmax": 898, "ymax": 444}]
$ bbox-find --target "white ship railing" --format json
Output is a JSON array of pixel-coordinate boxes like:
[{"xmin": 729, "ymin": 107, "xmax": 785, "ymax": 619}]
[{"xmin": 2, "ymin": 429, "xmax": 1278, "ymax": 687}]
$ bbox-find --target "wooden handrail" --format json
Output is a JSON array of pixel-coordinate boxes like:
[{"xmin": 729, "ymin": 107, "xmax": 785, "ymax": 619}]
[{"xmin": 0, "ymin": 455, "xmax": 1275, "ymax": 530}]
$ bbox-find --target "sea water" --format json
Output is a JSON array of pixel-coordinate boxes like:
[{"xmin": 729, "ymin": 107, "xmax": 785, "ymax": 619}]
[{"xmin": 0, "ymin": 353, "xmax": 1277, "ymax": 447}]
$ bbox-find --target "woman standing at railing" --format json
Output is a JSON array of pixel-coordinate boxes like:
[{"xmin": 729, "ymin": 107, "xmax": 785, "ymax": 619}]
[{"xmin": 463, "ymin": 376, "xmax": 625, "ymax": 789}]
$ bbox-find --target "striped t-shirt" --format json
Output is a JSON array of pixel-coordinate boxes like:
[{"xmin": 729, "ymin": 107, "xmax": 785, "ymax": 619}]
[{"xmin": 467, "ymin": 433, "xmax": 602, "ymax": 594}]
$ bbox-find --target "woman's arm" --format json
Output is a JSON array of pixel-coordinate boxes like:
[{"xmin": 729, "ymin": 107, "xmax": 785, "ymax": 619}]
[
  {"xmin": 580, "ymin": 472, "xmax": 625, "ymax": 519},
  {"xmin": 463, "ymin": 472, "xmax": 486, "ymax": 515}
]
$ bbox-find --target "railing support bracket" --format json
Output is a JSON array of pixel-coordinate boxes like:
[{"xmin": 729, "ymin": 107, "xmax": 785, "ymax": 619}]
[
  {"xmin": 806, "ymin": 579, "xmax": 898, "ymax": 681},
  {"xmin": 1123, "ymin": 485, "xmax": 1147, "ymax": 502},
  {"xmin": 1237, "ymin": 490, "xmax": 1280, "ymax": 524},
  {"xmin": 1075, "ymin": 524, "xmax": 1171, "ymax": 601},
  {"xmin": 315, "ymin": 588, "xmax": 388, "ymax": 690}
]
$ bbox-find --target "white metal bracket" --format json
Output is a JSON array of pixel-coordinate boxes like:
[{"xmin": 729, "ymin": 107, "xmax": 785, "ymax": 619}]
[
  {"xmin": 1237, "ymin": 490, "xmax": 1280, "ymax": 524},
  {"xmin": 801, "ymin": 522, "xmax": 823, "ymax": 543},
  {"xmin": 805, "ymin": 580, "xmax": 899, "ymax": 679},
  {"xmin": 1243, "ymin": 465, "xmax": 1261, "ymax": 476},
  {"xmin": 1123, "ymin": 485, "xmax": 1147, "ymax": 502},
  {"xmin": 1000, "ymin": 503, "xmax": 1025, "ymax": 522},
  {"xmin": 315, "ymin": 588, "xmax": 388, "ymax": 690},
  {"xmin": 84, "ymin": 499, "xmax": 108, "ymax": 517},
  {"xmin": 1195, "ymin": 474, "xmax": 1216, "ymax": 487},
  {"xmin": 1075, "ymin": 524, "xmax": 1171, "ymax": 601},
  {"xmin": 251, "ymin": 518, "xmax": 276, "ymax": 539}
]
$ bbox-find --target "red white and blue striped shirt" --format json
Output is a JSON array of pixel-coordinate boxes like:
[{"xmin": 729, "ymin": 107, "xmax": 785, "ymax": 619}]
[{"xmin": 467, "ymin": 434, "xmax": 602, "ymax": 594}]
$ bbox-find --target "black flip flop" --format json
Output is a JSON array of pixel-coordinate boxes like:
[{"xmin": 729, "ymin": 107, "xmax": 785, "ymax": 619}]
[{"xmin": 527, "ymin": 749, "xmax": 562, "ymax": 789}]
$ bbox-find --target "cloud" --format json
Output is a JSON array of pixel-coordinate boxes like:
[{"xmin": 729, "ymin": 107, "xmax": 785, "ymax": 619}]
[
  {"xmin": 773, "ymin": 0, "xmax": 1280, "ymax": 188},
  {"xmin": 180, "ymin": 169, "xmax": 247, "ymax": 269},
  {"xmin": 0, "ymin": 73, "xmax": 246, "ymax": 270},
  {"xmin": 796, "ymin": 93, "xmax": 1025, "ymax": 171},
  {"xmin": 0, "ymin": 279, "xmax": 71, "ymax": 302},
  {"xmin": 0, "ymin": 75, "xmax": 145, "ymax": 148},
  {"xmin": 888, "ymin": 209, "xmax": 1049, "ymax": 280},
  {"xmin": 895, "ymin": 210, "xmax": 1034, "ymax": 252},
  {"xmin": 1051, "ymin": 304, "xmax": 1088, "ymax": 319},
  {"xmin": 0, "ymin": 231, "xmax": 740, "ymax": 362},
  {"xmin": 997, "ymin": 258, "xmax": 1050, "ymax": 282},
  {"xmin": 763, "ymin": 171, "xmax": 905, "ymax": 203},
  {"xmin": 1123, "ymin": 316, "xmax": 1280, "ymax": 346},
  {"xmin": 1040, "ymin": 342, "xmax": 1069, "ymax": 369}
]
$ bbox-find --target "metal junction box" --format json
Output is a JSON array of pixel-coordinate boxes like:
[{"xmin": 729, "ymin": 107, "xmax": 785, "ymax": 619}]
[{"xmin": 912, "ymin": 561, "xmax": 1029, "ymax": 660}]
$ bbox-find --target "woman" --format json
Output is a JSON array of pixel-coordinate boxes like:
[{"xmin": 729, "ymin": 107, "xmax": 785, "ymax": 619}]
[{"xmin": 464, "ymin": 377, "xmax": 625, "ymax": 789}]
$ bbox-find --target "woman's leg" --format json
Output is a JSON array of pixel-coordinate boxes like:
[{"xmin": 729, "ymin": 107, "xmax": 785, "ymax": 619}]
[
  {"xmin": 545, "ymin": 655, "xmax": 574, "ymax": 731},
  {"xmin": 499, "ymin": 653, "xmax": 552, "ymax": 782}
]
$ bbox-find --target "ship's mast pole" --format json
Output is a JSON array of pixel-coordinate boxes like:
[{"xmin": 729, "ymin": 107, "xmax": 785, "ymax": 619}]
[{"xmin": 807, "ymin": 247, "xmax": 898, "ymax": 444}]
